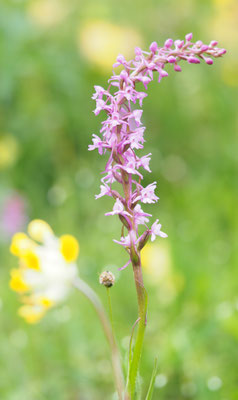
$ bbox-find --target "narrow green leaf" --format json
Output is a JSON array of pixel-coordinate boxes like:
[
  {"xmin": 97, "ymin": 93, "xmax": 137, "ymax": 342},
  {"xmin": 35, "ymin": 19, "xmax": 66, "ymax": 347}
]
[{"xmin": 145, "ymin": 358, "xmax": 158, "ymax": 400}]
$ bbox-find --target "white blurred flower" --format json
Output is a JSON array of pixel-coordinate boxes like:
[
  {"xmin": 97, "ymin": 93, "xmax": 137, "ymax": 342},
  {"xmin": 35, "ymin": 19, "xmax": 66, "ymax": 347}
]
[
  {"xmin": 155, "ymin": 374, "xmax": 168, "ymax": 388},
  {"xmin": 10, "ymin": 220, "xmax": 79, "ymax": 323},
  {"xmin": 207, "ymin": 376, "xmax": 222, "ymax": 391}
]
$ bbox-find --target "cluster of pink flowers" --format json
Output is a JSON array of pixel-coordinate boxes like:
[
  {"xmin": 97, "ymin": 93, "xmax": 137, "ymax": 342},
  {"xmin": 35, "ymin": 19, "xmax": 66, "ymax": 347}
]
[{"xmin": 89, "ymin": 33, "xmax": 226, "ymax": 269}]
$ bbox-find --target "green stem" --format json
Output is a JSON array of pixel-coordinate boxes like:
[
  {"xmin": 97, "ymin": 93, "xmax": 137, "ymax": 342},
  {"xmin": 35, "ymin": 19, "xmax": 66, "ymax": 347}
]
[
  {"xmin": 128, "ymin": 317, "xmax": 141, "ymax": 366},
  {"xmin": 106, "ymin": 287, "xmax": 114, "ymax": 336},
  {"xmin": 127, "ymin": 257, "xmax": 148, "ymax": 399},
  {"xmin": 73, "ymin": 278, "xmax": 125, "ymax": 400}
]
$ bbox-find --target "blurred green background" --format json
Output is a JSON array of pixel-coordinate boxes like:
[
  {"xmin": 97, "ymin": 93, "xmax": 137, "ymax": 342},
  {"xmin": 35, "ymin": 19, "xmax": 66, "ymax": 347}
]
[{"xmin": 0, "ymin": 0, "xmax": 237, "ymax": 399}]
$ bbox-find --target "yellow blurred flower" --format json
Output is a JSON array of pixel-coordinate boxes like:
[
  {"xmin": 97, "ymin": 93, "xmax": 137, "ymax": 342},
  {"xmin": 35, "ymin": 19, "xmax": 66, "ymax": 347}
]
[
  {"xmin": 211, "ymin": 0, "xmax": 238, "ymax": 47},
  {"xmin": 141, "ymin": 242, "xmax": 172, "ymax": 283},
  {"xmin": 28, "ymin": 0, "xmax": 67, "ymax": 28},
  {"xmin": 213, "ymin": 0, "xmax": 233, "ymax": 7},
  {"xmin": 141, "ymin": 242, "xmax": 185, "ymax": 304},
  {"xmin": 209, "ymin": 0, "xmax": 238, "ymax": 87},
  {"xmin": 0, "ymin": 134, "xmax": 19, "ymax": 170},
  {"xmin": 10, "ymin": 220, "xmax": 79, "ymax": 323},
  {"xmin": 221, "ymin": 61, "xmax": 238, "ymax": 87},
  {"xmin": 78, "ymin": 20, "xmax": 143, "ymax": 71}
]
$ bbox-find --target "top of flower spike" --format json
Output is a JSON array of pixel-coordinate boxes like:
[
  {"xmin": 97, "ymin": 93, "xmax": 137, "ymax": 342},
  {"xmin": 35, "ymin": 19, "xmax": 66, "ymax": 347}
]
[
  {"xmin": 10, "ymin": 219, "xmax": 79, "ymax": 323},
  {"xmin": 89, "ymin": 33, "xmax": 226, "ymax": 269}
]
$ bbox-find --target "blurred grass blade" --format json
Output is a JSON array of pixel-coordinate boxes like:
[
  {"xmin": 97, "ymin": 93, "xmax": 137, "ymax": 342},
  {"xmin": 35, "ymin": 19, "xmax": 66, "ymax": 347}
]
[
  {"xmin": 135, "ymin": 373, "xmax": 142, "ymax": 400},
  {"xmin": 145, "ymin": 358, "xmax": 158, "ymax": 400}
]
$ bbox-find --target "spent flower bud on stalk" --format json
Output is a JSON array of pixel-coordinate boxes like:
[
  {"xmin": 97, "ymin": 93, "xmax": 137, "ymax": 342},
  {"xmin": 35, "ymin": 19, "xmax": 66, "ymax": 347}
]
[
  {"xmin": 99, "ymin": 271, "xmax": 116, "ymax": 287},
  {"xmin": 90, "ymin": 33, "xmax": 226, "ymax": 398}
]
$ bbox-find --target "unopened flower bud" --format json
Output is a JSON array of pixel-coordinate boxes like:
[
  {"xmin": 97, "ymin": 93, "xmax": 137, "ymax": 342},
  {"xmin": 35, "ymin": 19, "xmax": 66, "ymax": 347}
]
[
  {"xmin": 138, "ymin": 230, "xmax": 150, "ymax": 251},
  {"xmin": 196, "ymin": 40, "xmax": 203, "ymax": 47},
  {"xmin": 99, "ymin": 271, "xmax": 115, "ymax": 288},
  {"xmin": 150, "ymin": 41, "xmax": 158, "ymax": 53},
  {"xmin": 174, "ymin": 40, "xmax": 184, "ymax": 49},
  {"xmin": 185, "ymin": 32, "xmax": 193, "ymax": 42},
  {"xmin": 119, "ymin": 214, "xmax": 132, "ymax": 230},
  {"xmin": 204, "ymin": 57, "xmax": 213, "ymax": 65},
  {"xmin": 218, "ymin": 49, "xmax": 226, "ymax": 56},
  {"xmin": 120, "ymin": 70, "xmax": 129, "ymax": 81},
  {"xmin": 168, "ymin": 56, "xmax": 176, "ymax": 63},
  {"xmin": 164, "ymin": 38, "xmax": 173, "ymax": 48},
  {"xmin": 174, "ymin": 64, "xmax": 182, "ymax": 72},
  {"xmin": 160, "ymin": 70, "xmax": 169, "ymax": 78},
  {"xmin": 187, "ymin": 56, "xmax": 200, "ymax": 64},
  {"xmin": 201, "ymin": 45, "xmax": 209, "ymax": 51}
]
